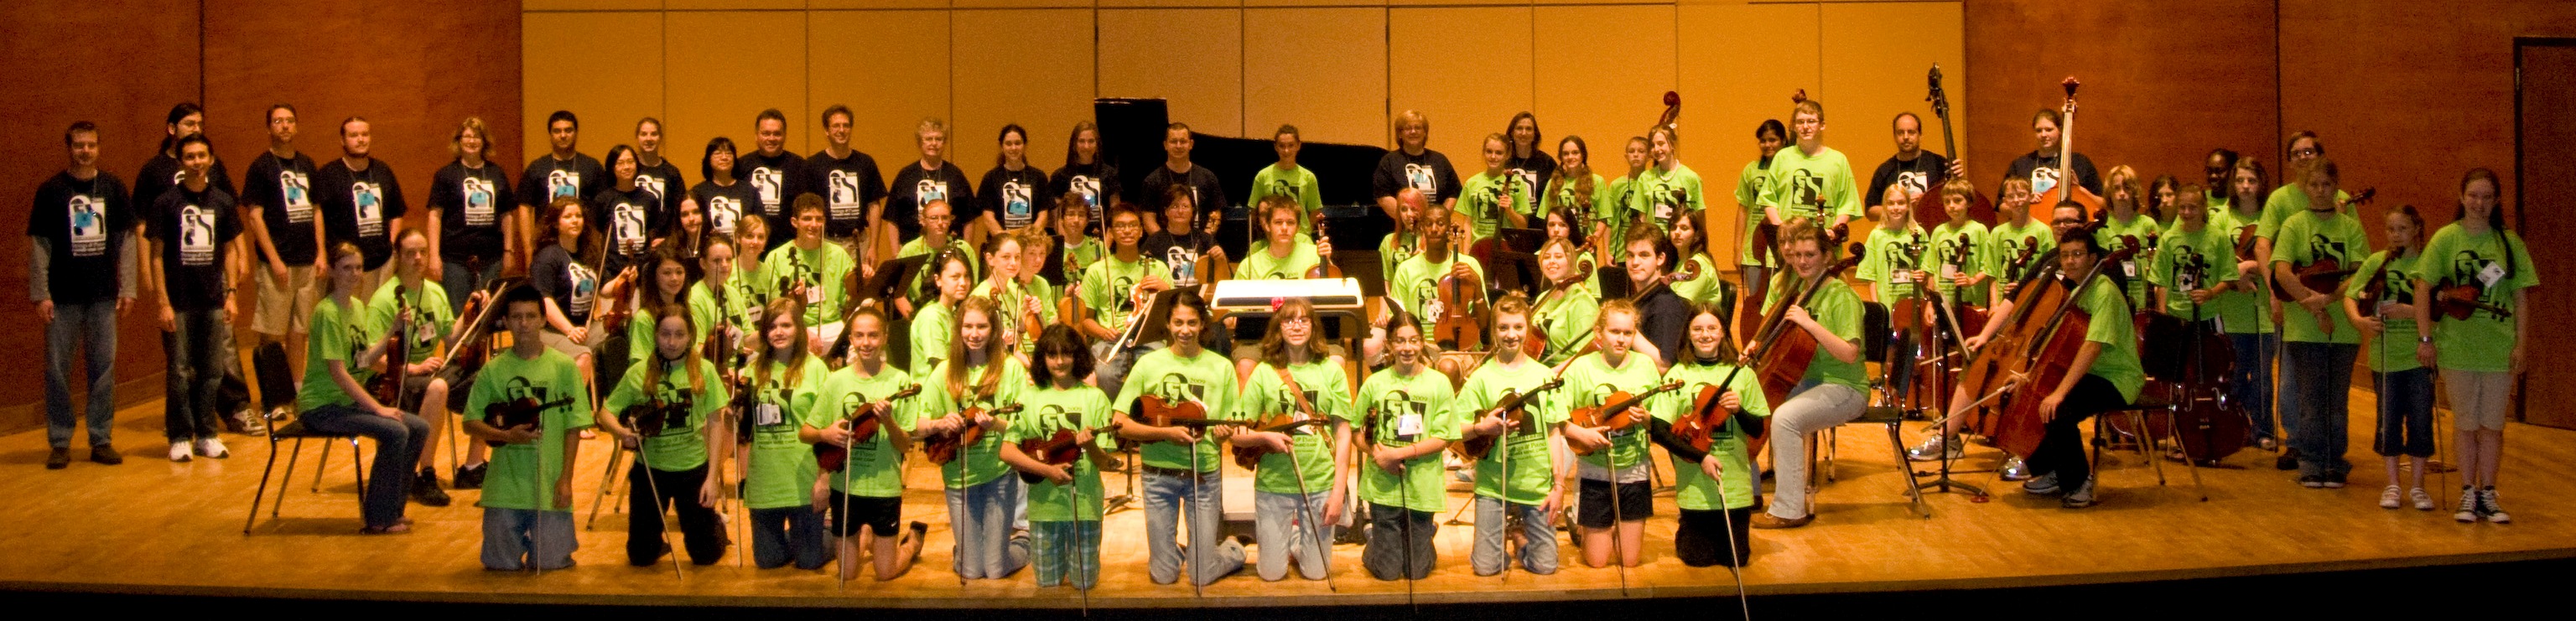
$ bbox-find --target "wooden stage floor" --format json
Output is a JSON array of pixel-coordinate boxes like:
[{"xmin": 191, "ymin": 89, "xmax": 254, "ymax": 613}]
[{"xmin": 2, "ymin": 387, "xmax": 2569, "ymax": 610}]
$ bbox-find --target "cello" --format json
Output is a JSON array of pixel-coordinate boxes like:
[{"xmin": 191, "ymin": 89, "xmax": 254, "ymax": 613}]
[
  {"xmin": 1971, "ymin": 246, "xmax": 2134, "ymax": 458},
  {"xmin": 1744, "ymin": 243, "xmax": 1868, "ymax": 408},
  {"xmin": 1948, "ymin": 249, "xmax": 2077, "ymax": 454},
  {"xmin": 813, "ymin": 384, "xmax": 922, "ymax": 473}
]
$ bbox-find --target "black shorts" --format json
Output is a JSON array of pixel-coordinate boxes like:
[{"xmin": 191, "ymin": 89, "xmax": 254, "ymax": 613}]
[
  {"xmin": 827, "ymin": 490, "xmax": 901, "ymax": 538},
  {"xmin": 1675, "ymin": 507, "xmax": 1753, "ymax": 567},
  {"xmin": 1577, "ymin": 478, "xmax": 1654, "ymax": 528},
  {"xmin": 397, "ymin": 365, "xmax": 467, "ymax": 413}
]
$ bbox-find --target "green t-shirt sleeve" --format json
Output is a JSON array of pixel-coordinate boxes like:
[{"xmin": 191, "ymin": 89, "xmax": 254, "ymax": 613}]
[
  {"xmin": 602, "ymin": 360, "xmax": 650, "ymax": 415},
  {"xmin": 1829, "ymin": 158, "xmax": 1862, "ymax": 220},
  {"xmin": 556, "ymin": 360, "xmax": 597, "ymax": 431}
]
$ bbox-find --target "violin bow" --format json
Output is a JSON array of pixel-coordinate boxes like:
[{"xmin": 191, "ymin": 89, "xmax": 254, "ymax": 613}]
[
  {"xmin": 1271, "ymin": 369, "xmax": 1338, "ymax": 592},
  {"xmin": 627, "ymin": 410, "xmax": 684, "ymax": 581},
  {"xmin": 1383, "ymin": 403, "xmax": 1418, "ymax": 610},
  {"xmin": 837, "ymin": 393, "xmax": 859, "ymax": 591}
]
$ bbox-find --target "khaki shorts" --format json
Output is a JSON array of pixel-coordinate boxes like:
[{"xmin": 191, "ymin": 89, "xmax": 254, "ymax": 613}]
[
  {"xmin": 2443, "ymin": 369, "xmax": 2516, "ymax": 432},
  {"xmin": 252, "ymin": 264, "xmax": 319, "ymax": 336}
]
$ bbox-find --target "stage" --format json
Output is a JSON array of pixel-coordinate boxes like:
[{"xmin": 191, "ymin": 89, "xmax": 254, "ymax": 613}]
[{"xmin": 2, "ymin": 388, "xmax": 2569, "ymax": 612}]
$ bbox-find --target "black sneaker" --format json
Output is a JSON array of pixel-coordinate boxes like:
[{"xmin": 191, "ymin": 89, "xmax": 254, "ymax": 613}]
[
  {"xmin": 2297, "ymin": 474, "xmax": 2325, "ymax": 489},
  {"xmin": 411, "ymin": 470, "xmax": 453, "ymax": 507},
  {"xmin": 46, "ymin": 448, "xmax": 70, "ymax": 469},
  {"xmin": 2322, "ymin": 472, "xmax": 2347, "ymax": 489},
  {"xmin": 89, "ymin": 444, "xmax": 122, "ymax": 465},
  {"xmin": 452, "ymin": 463, "xmax": 486, "ymax": 489},
  {"xmin": 2273, "ymin": 448, "xmax": 2300, "ymax": 471}
]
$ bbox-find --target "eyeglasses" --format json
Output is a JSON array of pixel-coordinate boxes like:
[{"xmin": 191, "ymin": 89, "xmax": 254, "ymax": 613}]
[{"xmin": 2291, "ymin": 147, "xmax": 2320, "ymax": 157}]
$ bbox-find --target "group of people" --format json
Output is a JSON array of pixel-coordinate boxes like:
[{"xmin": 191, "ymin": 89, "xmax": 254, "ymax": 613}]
[{"xmin": 25, "ymin": 92, "xmax": 2532, "ymax": 585}]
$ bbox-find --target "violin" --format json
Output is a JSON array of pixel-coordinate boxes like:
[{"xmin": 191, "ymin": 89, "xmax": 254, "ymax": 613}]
[
  {"xmin": 1433, "ymin": 261, "xmax": 1483, "ymax": 350},
  {"xmin": 617, "ymin": 398, "xmax": 694, "ymax": 442},
  {"xmin": 1633, "ymin": 255, "xmax": 1706, "ymax": 302},
  {"xmin": 1019, "ymin": 424, "xmax": 1124, "ymax": 484},
  {"xmin": 2431, "ymin": 282, "xmax": 2512, "ymax": 320},
  {"xmin": 480, "ymin": 396, "xmax": 577, "ymax": 448},
  {"xmin": 444, "ymin": 277, "xmax": 522, "ymax": 378},
  {"xmin": 1230, "ymin": 412, "xmax": 1330, "ymax": 470},
  {"xmin": 1566, "ymin": 380, "xmax": 1686, "ymax": 456},
  {"xmin": 2267, "ymin": 189, "xmax": 2375, "ymax": 304},
  {"xmin": 920, "ymin": 403, "xmax": 1026, "ymax": 466},
  {"xmin": 1746, "ymin": 243, "xmax": 1868, "ymax": 407},
  {"xmin": 1672, "ymin": 381, "xmax": 1751, "ymax": 454},
  {"xmin": 1449, "ymin": 378, "xmax": 1566, "ymax": 461},
  {"xmin": 813, "ymin": 384, "xmax": 923, "ymax": 473},
  {"xmin": 1119, "ymin": 394, "xmax": 1229, "ymax": 451},
  {"xmin": 1523, "ymin": 269, "xmax": 1587, "ymax": 360},
  {"xmin": 368, "ymin": 284, "xmax": 414, "ymax": 406},
  {"xmin": 589, "ymin": 266, "xmax": 639, "ymax": 334}
]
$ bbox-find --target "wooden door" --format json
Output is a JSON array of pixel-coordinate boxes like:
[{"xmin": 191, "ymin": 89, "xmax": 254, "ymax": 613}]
[{"xmin": 2515, "ymin": 39, "xmax": 2576, "ymax": 429}]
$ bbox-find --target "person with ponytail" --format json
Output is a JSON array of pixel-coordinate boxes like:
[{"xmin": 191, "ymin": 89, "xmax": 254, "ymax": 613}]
[
  {"xmin": 2411, "ymin": 168, "xmax": 2537, "ymax": 524},
  {"xmin": 740, "ymin": 297, "xmax": 831, "ymax": 569},
  {"xmin": 599, "ymin": 303, "xmax": 730, "ymax": 566},
  {"xmin": 2345, "ymin": 204, "xmax": 2433, "ymax": 511}
]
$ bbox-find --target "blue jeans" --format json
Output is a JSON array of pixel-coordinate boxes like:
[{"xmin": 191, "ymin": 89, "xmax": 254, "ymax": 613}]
[
  {"xmin": 298, "ymin": 402, "xmax": 428, "ymax": 529},
  {"xmin": 2282, "ymin": 342, "xmax": 2358, "ymax": 478},
  {"xmin": 749, "ymin": 505, "xmax": 828, "ymax": 570},
  {"xmin": 1363, "ymin": 502, "xmax": 1435, "ymax": 580},
  {"xmin": 2374, "ymin": 367, "xmax": 2437, "ymax": 458},
  {"xmin": 45, "ymin": 299, "xmax": 118, "ymax": 448},
  {"xmin": 1031, "ymin": 519, "xmax": 1103, "ymax": 588},
  {"xmin": 1254, "ymin": 489, "xmax": 1332, "ymax": 581},
  {"xmin": 2227, "ymin": 332, "xmax": 2280, "ymax": 442},
  {"xmin": 1471, "ymin": 495, "xmax": 1559, "ymax": 576},
  {"xmin": 1145, "ymin": 468, "xmax": 1244, "ymax": 586},
  {"xmin": 439, "ymin": 256, "xmax": 506, "ymax": 317},
  {"xmin": 943, "ymin": 475, "xmax": 1029, "ymax": 579},
  {"xmin": 482, "ymin": 508, "xmax": 576, "ymax": 570},
  {"xmin": 163, "ymin": 308, "xmax": 227, "ymax": 442}
]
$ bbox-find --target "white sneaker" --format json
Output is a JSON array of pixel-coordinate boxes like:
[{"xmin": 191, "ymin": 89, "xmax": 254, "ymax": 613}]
[
  {"xmin": 2410, "ymin": 488, "xmax": 2434, "ymax": 511},
  {"xmin": 2454, "ymin": 486, "xmax": 2480, "ymax": 523},
  {"xmin": 168, "ymin": 441, "xmax": 192, "ymax": 463},
  {"xmin": 2480, "ymin": 488, "xmax": 2511, "ymax": 524},
  {"xmin": 2378, "ymin": 485, "xmax": 2402, "ymax": 510},
  {"xmin": 194, "ymin": 437, "xmax": 230, "ymax": 459}
]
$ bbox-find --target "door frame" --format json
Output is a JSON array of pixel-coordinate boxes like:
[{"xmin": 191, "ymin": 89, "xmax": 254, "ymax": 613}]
[{"xmin": 2512, "ymin": 37, "xmax": 2576, "ymax": 425}]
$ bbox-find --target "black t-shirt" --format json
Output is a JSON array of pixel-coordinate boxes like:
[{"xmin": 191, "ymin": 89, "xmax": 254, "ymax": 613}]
[
  {"xmin": 979, "ymin": 164, "xmax": 1051, "ymax": 231},
  {"xmin": 690, "ymin": 178, "xmax": 760, "ymax": 240},
  {"xmin": 518, "ymin": 153, "xmax": 608, "ymax": 211},
  {"xmin": 1633, "ymin": 283, "xmax": 1690, "ymax": 367},
  {"xmin": 147, "ymin": 184, "xmax": 242, "ymax": 312},
  {"xmin": 432, "ymin": 160, "xmax": 517, "ymax": 264},
  {"xmin": 1048, "ymin": 160, "xmax": 1121, "ymax": 232},
  {"xmin": 135, "ymin": 153, "xmax": 236, "ymax": 221},
  {"xmin": 1505, "ymin": 151, "xmax": 1557, "ymax": 197},
  {"xmin": 1141, "ymin": 230, "xmax": 1217, "ymax": 285},
  {"xmin": 887, "ymin": 161, "xmax": 974, "ymax": 241},
  {"xmin": 736, "ymin": 150, "xmax": 808, "ymax": 250},
  {"xmin": 529, "ymin": 244, "xmax": 597, "ymax": 326},
  {"xmin": 313, "ymin": 158, "xmax": 408, "ymax": 270},
  {"xmin": 242, "ymin": 151, "xmax": 321, "ymax": 266},
  {"xmin": 1138, "ymin": 163, "xmax": 1226, "ymax": 230},
  {"xmin": 26, "ymin": 171, "xmax": 134, "ymax": 303},
  {"xmin": 806, "ymin": 148, "xmax": 888, "ymax": 240},
  {"xmin": 1373, "ymin": 149, "xmax": 1462, "ymax": 205},
  {"xmin": 2005, "ymin": 150, "xmax": 2102, "ymax": 200},
  {"xmin": 1867, "ymin": 152, "xmax": 1951, "ymax": 208},
  {"xmin": 634, "ymin": 158, "xmax": 687, "ymax": 231},
  {"xmin": 590, "ymin": 186, "xmax": 662, "ymax": 274}
]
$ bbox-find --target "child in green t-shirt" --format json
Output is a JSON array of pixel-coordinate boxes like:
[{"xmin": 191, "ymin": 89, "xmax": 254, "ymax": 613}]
[
  {"xmin": 911, "ymin": 296, "xmax": 1032, "ymax": 580},
  {"xmin": 1644, "ymin": 303, "xmax": 1770, "ymax": 567},
  {"xmin": 1000, "ymin": 325, "xmax": 1120, "ymax": 589},
  {"xmin": 1109, "ymin": 292, "xmax": 1249, "ymax": 587},
  {"xmin": 1451, "ymin": 296, "xmax": 1567, "ymax": 577},
  {"xmin": 1053, "ymin": 194, "xmax": 1106, "ymax": 277},
  {"xmin": 1462, "ymin": 133, "xmax": 1536, "ymax": 242},
  {"xmin": 460, "ymin": 284, "xmax": 593, "ymax": 570},
  {"xmin": 598, "ymin": 308, "xmax": 732, "ymax": 567},
  {"xmin": 1226, "ymin": 299, "xmax": 1351, "ymax": 582},
  {"xmin": 1344, "ymin": 310, "xmax": 1455, "ymax": 582},
  {"xmin": 1531, "ymin": 237, "xmax": 1601, "ymax": 367},
  {"xmin": 761, "ymin": 195, "xmax": 856, "ymax": 347},
  {"xmin": 802, "ymin": 303, "xmax": 928, "ymax": 582},
  {"xmin": 1248, "ymin": 125, "xmax": 1325, "ymax": 235},
  {"xmin": 738, "ymin": 297, "xmax": 832, "ymax": 570},
  {"xmin": 2409, "ymin": 169, "xmax": 2536, "ymax": 523},
  {"xmin": 910, "ymin": 251, "xmax": 973, "ymax": 375},
  {"xmin": 2344, "ymin": 205, "xmax": 2434, "ymax": 511}
]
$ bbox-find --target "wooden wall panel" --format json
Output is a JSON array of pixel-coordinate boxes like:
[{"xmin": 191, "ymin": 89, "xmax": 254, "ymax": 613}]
[
  {"xmin": 1389, "ymin": 7, "xmax": 1536, "ymax": 163},
  {"xmin": 1680, "ymin": 2, "xmax": 1817, "ymax": 265},
  {"xmin": 523, "ymin": 12, "xmax": 665, "ymax": 168},
  {"xmin": 1820, "ymin": 1, "xmax": 1965, "ymax": 201},
  {"xmin": 952, "ymin": 8, "xmax": 1098, "ymax": 173},
  {"xmin": 813, "ymin": 10, "xmax": 947, "ymax": 179},
  {"xmin": 660, "ymin": 11, "xmax": 800, "ymax": 179},
  {"xmin": 1533, "ymin": 4, "xmax": 1678, "ymax": 186},
  {"xmin": 1244, "ymin": 8, "xmax": 1389, "ymax": 148},
  {"xmin": 1098, "ymin": 8, "xmax": 1246, "ymax": 137}
]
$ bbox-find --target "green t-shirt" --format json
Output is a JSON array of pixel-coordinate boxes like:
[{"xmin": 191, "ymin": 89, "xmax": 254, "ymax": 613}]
[
  {"xmin": 2257, "ymin": 185, "xmax": 2351, "ymax": 241},
  {"xmin": 2074, "ymin": 273, "xmax": 2146, "ymax": 403},
  {"xmin": 2208, "ymin": 207, "xmax": 2275, "ymax": 335},
  {"xmin": 364, "ymin": 278, "xmax": 456, "ymax": 366},
  {"xmin": 2094, "ymin": 213, "xmax": 2161, "ymax": 308},
  {"xmin": 1542, "ymin": 173, "xmax": 1624, "ymax": 261},
  {"xmin": 1389, "ymin": 251, "xmax": 1486, "ymax": 336},
  {"xmin": 1237, "ymin": 360, "xmax": 1351, "ymax": 495},
  {"xmin": 895, "ymin": 237, "xmax": 976, "ymax": 307},
  {"xmin": 2346, "ymin": 251, "xmax": 2424, "ymax": 373},
  {"xmin": 1770, "ymin": 277, "xmax": 1869, "ymax": 391},
  {"xmin": 1378, "ymin": 231, "xmax": 1419, "ymax": 282},
  {"xmin": 465, "ymin": 348, "xmax": 591, "ymax": 511},
  {"xmin": 1109, "ymin": 347, "xmax": 1244, "ymax": 472},
  {"xmin": 1857, "ymin": 224, "xmax": 1931, "ymax": 303},
  {"xmin": 2270, "ymin": 209, "xmax": 2372, "ymax": 344},
  {"xmin": 760, "ymin": 241, "xmax": 856, "ymax": 326},
  {"xmin": 1461, "ymin": 171, "xmax": 1537, "ymax": 241},
  {"xmin": 686, "ymin": 281, "xmax": 752, "ymax": 345},
  {"xmin": 1929, "ymin": 220, "xmax": 1991, "ymax": 307},
  {"xmin": 726, "ymin": 267, "xmax": 773, "ymax": 328},
  {"xmin": 2148, "ymin": 222, "xmax": 2241, "ymax": 319},
  {"xmin": 1561, "ymin": 351, "xmax": 1663, "ymax": 470},
  {"xmin": 1237, "ymin": 237, "xmax": 1321, "ymax": 281},
  {"xmin": 972, "ymin": 277, "xmax": 1052, "ymax": 358},
  {"xmin": 1653, "ymin": 360, "xmax": 1771, "ymax": 511},
  {"xmin": 811, "ymin": 365, "xmax": 920, "ymax": 497},
  {"xmin": 1452, "ymin": 360, "xmax": 1565, "ymax": 505},
  {"xmin": 1061, "ymin": 237, "xmax": 1106, "ymax": 277},
  {"xmin": 1005, "ymin": 384, "xmax": 1115, "ymax": 521},
  {"xmin": 915, "ymin": 360, "xmax": 1030, "ymax": 489},
  {"xmin": 2412, "ymin": 225, "xmax": 2538, "ymax": 372},
  {"xmin": 1077, "ymin": 253, "xmax": 1170, "ymax": 336},
  {"xmin": 1533, "ymin": 285, "xmax": 1600, "ymax": 367},
  {"xmin": 298, "ymin": 298, "xmax": 370, "ymax": 411},
  {"xmin": 1734, "ymin": 158, "xmax": 1774, "ymax": 267},
  {"xmin": 1670, "ymin": 254, "xmax": 1727, "ymax": 308},
  {"xmin": 1250, "ymin": 164, "xmax": 1325, "ymax": 233},
  {"xmin": 1758, "ymin": 147, "xmax": 1862, "ymax": 224},
  {"xmin": 1341, "ymin": 365, "xmax": 1457, "ymax": 512},
  {"xmin": 602, "ymin": 358, "xmax": 730, "ymax": 472},
  {"xmin": 908, "ymin": 301, "xmax": 953, "ymax": 375},
  {"xmin": 1632, "ymin": 163, "xmax": 1709, "ymax": 231},
  {"xmin": 741, "ymin": 357, "xmax": 828, "ymax": 510},
  {"xmin": 1985, "ymin": 218, "xmax": 2054, "ymax": 288},
  {"xmin": 623, "ymin": 303, "xmax": 683, "ymax": 367}
]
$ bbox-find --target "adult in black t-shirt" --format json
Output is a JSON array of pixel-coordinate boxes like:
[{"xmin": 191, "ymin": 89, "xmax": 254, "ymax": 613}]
[
  {"xmin": 1048, "ymin": 122, "xmax": 1121, "ymax": 235},
  {"xmin": 807, "ymin": 106, "xmax": 888, "ymax": 242},
  {"xmin": 314, "ymin": 118, "xmax": 408, "ymax": 273},
  {"xmin": 242, "ymin": 104, "xmax": 325, "ymax": 345},
  {"xmin": 1139, "ymin": 184, "xmax": 1225, "ymax": 287},
  {"xmin": 1621, "ymin": 224, "xmax": 1690, "ymax": 367},
  {"xmin": 887, "ymin": 119, "xmax": 974, "ymax": 244},
  {"xmin": 1504, "ymin": 111, "xmax": 1557, "ymax": 192},
  {"xmin": 2002, "ymin": 108, "xmax": 2101, "ymax": 199},
  {"xmin": 29, "ymin": 122, "xmax": 137, "ymax": 463},
  {"xmin": 431, "ymin": 118, "xmax": 517, "ymax": 315},
  {"xmin": 590, "ymin": 145, "xmax": 662, "ymax": 278},
  {"xmin": 528, "ymin": 216, "xmax": 601, "ymax": 345},
  {"xmin": 632, "ymin": 118, "xmax": 688, "ymax": 231},
  {"xmin": 1866, "ymin": 111, "xmax": 1953, "ymax": 219},
  {"xmin": 979, "ymin": 124, "xmax": 1052, "ymax": 235},
  {"xmin": 739, "ymin": 109, "xmax": 808, "ymax": 252},
  {"xmin": 1373, "ymin": 111, "xmax": 1462, "ymax": 223},
  {"xmin": 692, "ymin": 137, "xmax": 760, "ymax": 241},
  {"xmin": 1137, "ymin": 122, "xmax": 1226, "ymax": 235},
  {"xmin": 147, "ymin": 134, "xmax": 245, "ymax": 452},
  {"xmin": 519, "ymin": 111, "xmax": 609, "ymax": 262},
  {"xmin": 133, "ymin": 104, "xmax": 236, "ymax": 220}
]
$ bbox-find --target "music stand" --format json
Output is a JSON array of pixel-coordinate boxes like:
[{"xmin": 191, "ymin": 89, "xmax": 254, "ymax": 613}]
[
  {"xmin": 854, "ymin": 254, "xmax": 929, "ymax": 307},
  {"xmin": 1486, "ymin": 249, "xmax": 1544, "ymax": 298},
  {"xmin": 1596, "ymin": 267, "xmax": 1633, "ymax": 301},
  {"xmin": 1115, "ymin": 288, "xmax": 1187, "ymax": 350},
  {"xmin": 1336, "ymin": 250, "xmax": 1388, "ymax": 298}
]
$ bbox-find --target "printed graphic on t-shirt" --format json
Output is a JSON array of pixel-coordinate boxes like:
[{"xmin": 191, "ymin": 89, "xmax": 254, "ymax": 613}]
[
  {"xmin": 1778, "ymin": 170, "xmax": 1824, "ymax": 217},
  {"xmin": 567, "ymin": 261, "xmax": 599, "ymax": 317},
  {"xmin": 279, "ymin": 170, "xmax": 314, "ymax": 224},
  {"xmin": 1147, "ymin": 371, "xmax": 1210, "ymax": 408},
  {"xmin": 1002, "ymin": 180, "xmax": 1035, "ymax": 227},
  {"xmin": 915, "ymin": 179, "xmax": 948, "ymax": 206},
  {"xmin": 1888, "ymin": 236, "xmax": 1925, "ymax": 275},
  {"xmin": 638, "ymin": 173, "xmax": 667, "ymax": 203},
  {"xmin": 500, "ymin": 376, "xmax": 560, "ymax": 413},
  {"xmin": 613, "ymin": 200, "xmax": 647, "ymax": 255},
  {"xmin": 708, "ymin": 195, "xmax": 740, "ymax": 236},
  {"xmin": 353, "ymin": 181, "xmax": 386, "ymax": 236},
  {"xmin": 1166, "ymin": 246, "xmax": 1201, "ymax": 287},
  {"xmin": 1265, "ymin": 178, "xmax": 1301, "ymax": 203},
  {"xmin": 463, "ymin": 177, "xmax": 496, "ymax": 226},
  {"xmin": 1370, "ymin": 390, "xmax": 1430, "ymax": 442},
  {"xmin": 1415, "ymin": 275, "xmax": 1445, "ymax": 323},
  {"xmin": 179, "ymin": 204, "xmax": 216, "ymax": 267},
  {"xmin": 2441, "ymin": 250, "xmax": 2510, "ymax": 318},
  {"xmin": 1072, "ymin": 175, "xmax": 1103, "ymax": 225},
  {"xmin": 2031, "ymin": 166, "xmax": 2061, "ymax": 198},
  {"xmin": 69, "ymin": 194, "xmax": 107, "ymax": 256},
  {"xmin": 1895, "ymin": 171, "xmax": 1930, "ymax": 201},
  {"xmin": 1937, "ymin": 236, "xmax": 1975, "ymax": 274},
  {"xmin": 2300, "ymin": 234, "xmax": 2350, "ymax": 270},
  {"xmin": 1405, "ymin": 163, "xmax": 1438, "ymax": 200},
  {"xmin": 828, "ymin": 170, "xmax": 864, "ymax": 222},
  {"xmin": 643, "ymin": 378, "xmax": 697, "ymax": 437},
  {"xmin": 2171, "ymin": 245, "xmax": 2210, "ymax": 293},
  {"xmin": 2002, "ymin": 236, "xmax": 2044, "ymax": 282},
  {"xmin": 548, "ymin": 168, "xmax": 582, "ymax": 201},
  {"xmin": 1510, "ymin": 168, "xmax": 1540, "ymax": 193},
  {"xmin": 1649, "ymin": 178, "xmax": 1687, "ymax": 226},
  {"xmin": 751, "ymin": 167, "xmax": 783, "ymax": 214}
]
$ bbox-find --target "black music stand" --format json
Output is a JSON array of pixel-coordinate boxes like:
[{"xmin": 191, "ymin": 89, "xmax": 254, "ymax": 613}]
[
  {"xmin": 1337, "ymin": 251, "xmax": 1387, "ymax": 298},
  {"xmin": 855, "ymin": 254, "xmax": 929, "ymax": 307},
  {"xmin": 1486, "ymin": 249, "xmax": 1544, "ymax": 299}
]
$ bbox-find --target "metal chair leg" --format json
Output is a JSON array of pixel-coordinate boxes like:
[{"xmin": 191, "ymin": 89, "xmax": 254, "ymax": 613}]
[
  {"xmin": 313, "ymin": 440, "xmax": 332, "ymax": 493},
  {"xmin": 274, "ymin": 437, "xmax": 306, "ymax": 518},
  {"xmin": 587, "ymin": 445, "xmax": 628, "ymax": 530},
  {"xmin": 244, "ymin": 437, "xmax": 285, "ymax": 534},
  {"xmin": 347, "ymin": 437, "xmax": 367, "ymax": 499}
]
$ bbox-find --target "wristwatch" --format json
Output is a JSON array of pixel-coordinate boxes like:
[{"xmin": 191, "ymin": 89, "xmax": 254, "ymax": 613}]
[{"xmin": 2418, "ymin": 335, "xmax": 2433, "ymax": 344}]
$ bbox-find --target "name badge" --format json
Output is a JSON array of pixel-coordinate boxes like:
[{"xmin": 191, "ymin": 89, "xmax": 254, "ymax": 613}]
[
  {"xmin": 756, "ymin": 403, "xmax": 783, "ymax": 427},
  {"xmin": 1940, "ymin": 263, "xmax": 1959, "ymax": 282},
  {"xmin": 804, "ymin": 284, "xmax": 823, "ymax": 305},
  {"xmin": 2122, "ymin": 260, "xmax": 2138, "ymax": 278},
  {"xmin": 1396, "ymin": 412, "xmax": 1424, "ymax": 439},
  {"xmin": 2478, "ymin": 261, "xmax": 2504, "ymax": 289}
]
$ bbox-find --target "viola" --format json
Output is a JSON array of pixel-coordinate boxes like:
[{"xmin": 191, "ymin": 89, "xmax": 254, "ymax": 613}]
[
  {"xmin": 1449, "ymin": 378, "xmax": 1566, "ymax": 461},
  {"xmin": 1746, "ymin": 243, "xmax": 1868, "ymax": 407},
  {"xmin": 1567, "ymin": 380, "xmax": 1686, "ymax": 456},
  {"xmin": 617, "ymin": 399, "xmax": 691, "ymax": 440},
  {"xmin": 1306, "ymin": 220, "xmax": 1343, "ymax": 279},
  {"xmin": 1672, "ymin": 370, "xmax": 1764, "ymax": 454},
  {"xmin": 369, "ymin": 284, "xmax": 414, "ymax": 406},
  {"xmin": 920, "ymin": 403, "xmax": 1026, "ymax": 466},
  {"xmin": 1119, "ymin": 394, "xmax": 1229, "ymax": 452},
  {"xmin": 1017, "ymin": 423, "xmax": 1123, "ymax": 484},
  {"xmin": 589, "ymin": 266, "xmax": 639, "ymax": 334},
  {"xmin": 1433, "ymin": 261, "xmax": 1483, "ymax": 351},
  {"xmin": 480, "ymin": 396, "xmax": 576, "ymax": 448},
  {"xmin": 813, "ymin": 383, "xmax": 923, "ymax": 473},
  {"xmin": 1230, "ymin": 412, "xmax": 1330, "ymax": 470}
]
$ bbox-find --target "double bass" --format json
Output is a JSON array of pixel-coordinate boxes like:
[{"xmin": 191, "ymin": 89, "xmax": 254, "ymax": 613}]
[
  {"xmin": 2042, "ymin": 78, "xmax": 2105, "ymax": 218},
  {"xmin": 1910, "ymin": 64, "xmax": 1996, "ymax": 226}
]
